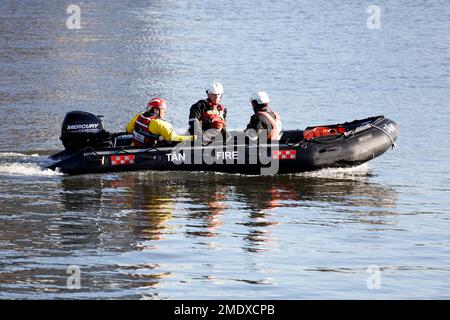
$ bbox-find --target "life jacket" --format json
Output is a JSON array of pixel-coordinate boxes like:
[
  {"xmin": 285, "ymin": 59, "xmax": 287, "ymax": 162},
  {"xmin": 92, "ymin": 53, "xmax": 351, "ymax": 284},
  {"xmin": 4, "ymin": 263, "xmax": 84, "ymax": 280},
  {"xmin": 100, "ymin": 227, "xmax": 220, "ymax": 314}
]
[
  {"xmin": 200, "ymin": 100, "xmax": 226, "ymax": 126},
  {"xmin": 132, "ymin": 113, "xmax": 161, "ymax": 146},
  {"xmin": 258, "ymin": 111, "xmax": 282, "ymax": 140},
  {"xmin": 207, "ymin": 114, "xmax": 226, "ymax": 130},
  {"xmin": 303, "ymin": 126, "xmax": 346, "ymax": 140}
]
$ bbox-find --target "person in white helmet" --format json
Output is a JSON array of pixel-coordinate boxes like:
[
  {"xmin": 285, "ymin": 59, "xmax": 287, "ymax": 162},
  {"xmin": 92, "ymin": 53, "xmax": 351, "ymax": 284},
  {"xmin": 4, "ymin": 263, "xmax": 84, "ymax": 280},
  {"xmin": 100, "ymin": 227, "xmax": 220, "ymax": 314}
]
[
  {"xmin": 245, "ymin": 91, "xmax": 282, "ymax": 141},
  {"xmin": 188, "ymin": 82, "xmax": 227, "ymax": 139}
]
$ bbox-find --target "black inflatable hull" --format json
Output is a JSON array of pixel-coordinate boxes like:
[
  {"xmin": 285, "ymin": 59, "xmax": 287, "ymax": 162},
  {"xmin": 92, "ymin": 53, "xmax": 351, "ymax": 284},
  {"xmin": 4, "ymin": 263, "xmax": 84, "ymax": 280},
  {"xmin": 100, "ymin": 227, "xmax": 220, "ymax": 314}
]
[{"xmin": 47, "ymin": 116, "xmax": 399, "ymax": 175}]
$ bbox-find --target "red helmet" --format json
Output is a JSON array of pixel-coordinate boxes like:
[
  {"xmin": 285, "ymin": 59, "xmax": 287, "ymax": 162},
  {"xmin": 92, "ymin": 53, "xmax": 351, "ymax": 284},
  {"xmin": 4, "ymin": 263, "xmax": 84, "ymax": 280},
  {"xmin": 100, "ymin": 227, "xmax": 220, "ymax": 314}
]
[{"xmin": 146, "ymin": 97, "xmax": 167, "ymax": 112}]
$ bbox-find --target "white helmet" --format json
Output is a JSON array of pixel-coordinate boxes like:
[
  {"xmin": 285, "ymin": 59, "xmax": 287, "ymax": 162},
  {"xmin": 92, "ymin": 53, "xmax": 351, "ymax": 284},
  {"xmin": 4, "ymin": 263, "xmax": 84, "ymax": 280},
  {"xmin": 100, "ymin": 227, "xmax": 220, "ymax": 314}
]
[
  {"xmin": 249, "ymin": 91, "xmax": 270, "ymax": 104},
  {"xmin": 206, "ymin": 82, "xmax": 224, "ymax": 95}
]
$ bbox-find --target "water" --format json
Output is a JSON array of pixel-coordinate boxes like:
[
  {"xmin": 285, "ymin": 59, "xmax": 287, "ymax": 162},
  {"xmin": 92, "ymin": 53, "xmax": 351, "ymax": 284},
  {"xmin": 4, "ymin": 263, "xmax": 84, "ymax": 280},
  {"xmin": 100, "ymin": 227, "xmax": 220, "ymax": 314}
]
[{"xmin": 1, "ymin": 0, "xmax": 449, "ymax": 299}]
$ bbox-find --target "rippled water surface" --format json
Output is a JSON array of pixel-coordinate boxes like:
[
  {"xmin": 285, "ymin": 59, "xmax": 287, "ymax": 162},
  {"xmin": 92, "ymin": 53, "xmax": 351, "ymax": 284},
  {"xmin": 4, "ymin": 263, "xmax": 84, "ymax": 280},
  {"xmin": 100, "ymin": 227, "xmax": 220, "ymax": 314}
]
[{"xmin": 1, "ymin": 0, "xmax": 450, "ymax": 299}]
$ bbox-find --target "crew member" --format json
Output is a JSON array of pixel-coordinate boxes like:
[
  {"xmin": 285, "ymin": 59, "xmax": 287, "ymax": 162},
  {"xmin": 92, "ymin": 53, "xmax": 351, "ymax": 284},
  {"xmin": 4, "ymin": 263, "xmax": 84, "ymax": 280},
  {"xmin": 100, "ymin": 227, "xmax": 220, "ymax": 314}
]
[
  {"xmin": 188, "ymin": 82, "xmax": 227, "ymax": 141},
  {"xmin": 245, "ymin": 91, "xmax": 282, "ymax": 141},
  {"xmin": 126, "ymin": 97, "xmax": 194, "ymax": 146}
]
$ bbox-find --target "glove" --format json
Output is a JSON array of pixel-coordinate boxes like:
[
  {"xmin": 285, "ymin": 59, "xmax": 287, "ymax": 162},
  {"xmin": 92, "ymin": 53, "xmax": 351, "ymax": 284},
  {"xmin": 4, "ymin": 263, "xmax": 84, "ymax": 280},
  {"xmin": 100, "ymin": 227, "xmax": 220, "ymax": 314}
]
[
  {"xmin": 211, "ymin": 118, "xmax": 225, "ymax": 130},
  {"xmin": 202, "ymin": 134, "xmax": 213, "ymax": 146}
]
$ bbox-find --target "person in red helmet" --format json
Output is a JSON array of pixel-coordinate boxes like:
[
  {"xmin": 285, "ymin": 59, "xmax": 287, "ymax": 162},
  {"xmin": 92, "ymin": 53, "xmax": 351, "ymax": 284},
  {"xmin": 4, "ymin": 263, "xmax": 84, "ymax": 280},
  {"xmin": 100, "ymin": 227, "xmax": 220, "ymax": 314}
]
[
  {"xmin": 188, "ymin": 82, "xmax": 227, "ymax": 143},
  {"xmin": 126, "ymin": 97, "xmax": 194, "ymax": 146}
]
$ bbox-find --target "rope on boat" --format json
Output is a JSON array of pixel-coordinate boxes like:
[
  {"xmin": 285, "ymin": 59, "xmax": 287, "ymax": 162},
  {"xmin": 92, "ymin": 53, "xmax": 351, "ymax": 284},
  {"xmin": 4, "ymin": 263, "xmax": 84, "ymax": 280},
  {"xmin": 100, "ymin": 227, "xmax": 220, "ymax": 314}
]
[{"xmin": 369, "ymin": 124, "xmax": 398, "ymax": 150}]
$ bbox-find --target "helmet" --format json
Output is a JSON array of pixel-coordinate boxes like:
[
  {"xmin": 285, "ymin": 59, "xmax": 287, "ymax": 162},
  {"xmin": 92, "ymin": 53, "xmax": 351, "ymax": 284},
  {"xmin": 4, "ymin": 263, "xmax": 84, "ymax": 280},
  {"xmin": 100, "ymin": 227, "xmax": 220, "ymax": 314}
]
[
  {"xmin": 249, "ymin": 91, "xmax": 270, "ymax": 104},
  {"xmin": 206, "ymin": 82, "xmax": 224, "ymax": 95},
  {"xmin": 146, "ymin": 97, "xmax": 167, "ymax": 112}
]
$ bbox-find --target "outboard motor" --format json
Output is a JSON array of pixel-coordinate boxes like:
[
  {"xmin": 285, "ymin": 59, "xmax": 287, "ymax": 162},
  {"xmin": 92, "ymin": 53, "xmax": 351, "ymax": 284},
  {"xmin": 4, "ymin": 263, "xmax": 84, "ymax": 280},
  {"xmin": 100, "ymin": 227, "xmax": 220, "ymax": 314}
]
[{"xmin": 60, "ymin": 111, "xmax": 110, "ymax": 151}]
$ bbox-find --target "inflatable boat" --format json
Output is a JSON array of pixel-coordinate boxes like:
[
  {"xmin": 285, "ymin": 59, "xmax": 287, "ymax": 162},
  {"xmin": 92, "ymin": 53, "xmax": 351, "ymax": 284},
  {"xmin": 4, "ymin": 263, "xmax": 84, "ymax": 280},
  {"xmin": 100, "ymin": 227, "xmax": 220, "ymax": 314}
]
[{"xmin": 47, "ymin": 111, "xmax": 399, "ymax": 175}]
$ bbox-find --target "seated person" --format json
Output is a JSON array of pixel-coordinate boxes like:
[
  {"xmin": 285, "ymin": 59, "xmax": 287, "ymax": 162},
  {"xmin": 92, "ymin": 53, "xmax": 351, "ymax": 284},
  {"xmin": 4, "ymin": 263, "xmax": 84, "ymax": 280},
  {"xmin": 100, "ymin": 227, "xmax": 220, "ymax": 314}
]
[
  {"xmin": 189, "ymin": 82, "xmax": 227, "ymax": 144},
  {"xmin": 245, "ymin": 91, "xmax": 282, "ymax": 142},
  {"xmin": 126, "ymin": 97, "xmax": 194, "ymax": 146}
]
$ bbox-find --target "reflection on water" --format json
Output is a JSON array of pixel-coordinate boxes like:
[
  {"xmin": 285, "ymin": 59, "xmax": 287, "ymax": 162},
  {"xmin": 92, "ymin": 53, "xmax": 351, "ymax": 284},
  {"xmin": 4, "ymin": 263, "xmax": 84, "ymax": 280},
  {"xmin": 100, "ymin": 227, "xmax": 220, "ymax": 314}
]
[
  {"xmin": 56, "ymin": 170, "xmax": 398, "ymax": 255},
  {"xmin": 0, "ymin": 158, "xmax": 402, "ymax": 298}
]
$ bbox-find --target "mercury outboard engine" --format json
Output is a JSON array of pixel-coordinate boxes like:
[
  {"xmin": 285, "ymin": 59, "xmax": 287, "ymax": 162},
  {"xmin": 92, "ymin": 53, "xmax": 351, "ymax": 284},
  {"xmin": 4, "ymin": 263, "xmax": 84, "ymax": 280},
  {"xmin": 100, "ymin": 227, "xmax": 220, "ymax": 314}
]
[{"xmin": 60, "ymin": 111, "xmax": 110, "ymax": 151}]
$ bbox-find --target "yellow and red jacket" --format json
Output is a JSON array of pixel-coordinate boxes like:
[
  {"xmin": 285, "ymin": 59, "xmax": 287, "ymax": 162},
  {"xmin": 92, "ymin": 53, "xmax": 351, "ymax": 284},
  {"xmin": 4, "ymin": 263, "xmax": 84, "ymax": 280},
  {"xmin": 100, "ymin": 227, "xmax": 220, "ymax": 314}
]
[{"xmin": 126, "ymin": 113, "xmax": 194, "ymax": 146}]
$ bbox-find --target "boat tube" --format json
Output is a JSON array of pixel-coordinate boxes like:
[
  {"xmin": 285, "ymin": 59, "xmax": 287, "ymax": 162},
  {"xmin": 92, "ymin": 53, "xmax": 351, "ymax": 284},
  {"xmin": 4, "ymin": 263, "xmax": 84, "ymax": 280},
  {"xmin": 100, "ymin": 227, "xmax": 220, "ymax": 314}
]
[{"xmin": 47, "ymin": 111, "xmax": 399, "ymax": 175}]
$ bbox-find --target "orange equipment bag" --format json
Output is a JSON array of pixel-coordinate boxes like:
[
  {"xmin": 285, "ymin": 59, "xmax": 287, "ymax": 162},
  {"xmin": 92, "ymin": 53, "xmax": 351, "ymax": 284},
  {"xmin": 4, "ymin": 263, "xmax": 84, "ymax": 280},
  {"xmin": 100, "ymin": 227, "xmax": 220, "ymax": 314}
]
[{"xmin": 303, "ymin": 126, "xmax": 346, "ymax": 140}]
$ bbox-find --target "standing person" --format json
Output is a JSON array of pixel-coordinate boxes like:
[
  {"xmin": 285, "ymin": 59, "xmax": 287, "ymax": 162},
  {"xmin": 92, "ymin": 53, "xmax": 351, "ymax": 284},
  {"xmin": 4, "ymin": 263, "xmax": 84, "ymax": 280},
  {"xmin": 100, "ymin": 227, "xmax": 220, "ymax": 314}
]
[
  {"xmin": 245, "ymin": 91, "xmax": 282, "ymax": 141},
  {"xmin": 188, "ymin": 82, "xmax": 227, "ymax": 142},
  {"xmin": 126, "ymin": 97, "xmax": 194, "ymax": 146}
]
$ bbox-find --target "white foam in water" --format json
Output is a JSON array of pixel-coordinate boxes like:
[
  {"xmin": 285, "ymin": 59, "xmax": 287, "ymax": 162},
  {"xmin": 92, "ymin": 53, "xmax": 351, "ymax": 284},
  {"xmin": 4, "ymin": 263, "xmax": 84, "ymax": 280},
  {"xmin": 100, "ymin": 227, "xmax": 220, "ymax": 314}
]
[
  {"xmin": 0, "ymin": 163, "xmax": 62, "ymax": 176},
  {"xmin": 295, "ymin": 163, "xmax": 371, "ymax": 179},
  {"xmin": 0, "ymin": 152, "xmax": 40, "ymax": 158}
]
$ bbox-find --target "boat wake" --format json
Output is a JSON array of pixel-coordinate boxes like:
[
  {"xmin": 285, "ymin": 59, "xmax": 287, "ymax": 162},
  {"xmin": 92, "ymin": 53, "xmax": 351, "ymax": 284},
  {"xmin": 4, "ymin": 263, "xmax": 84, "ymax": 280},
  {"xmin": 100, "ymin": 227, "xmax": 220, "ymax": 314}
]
[
  {"xmin": 294, "ymin": 163, "xmax": 372, "ymax": 179},
  {"xmin": 0, "ymin": 152, "xmax": 62, "ymax": 176}
]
